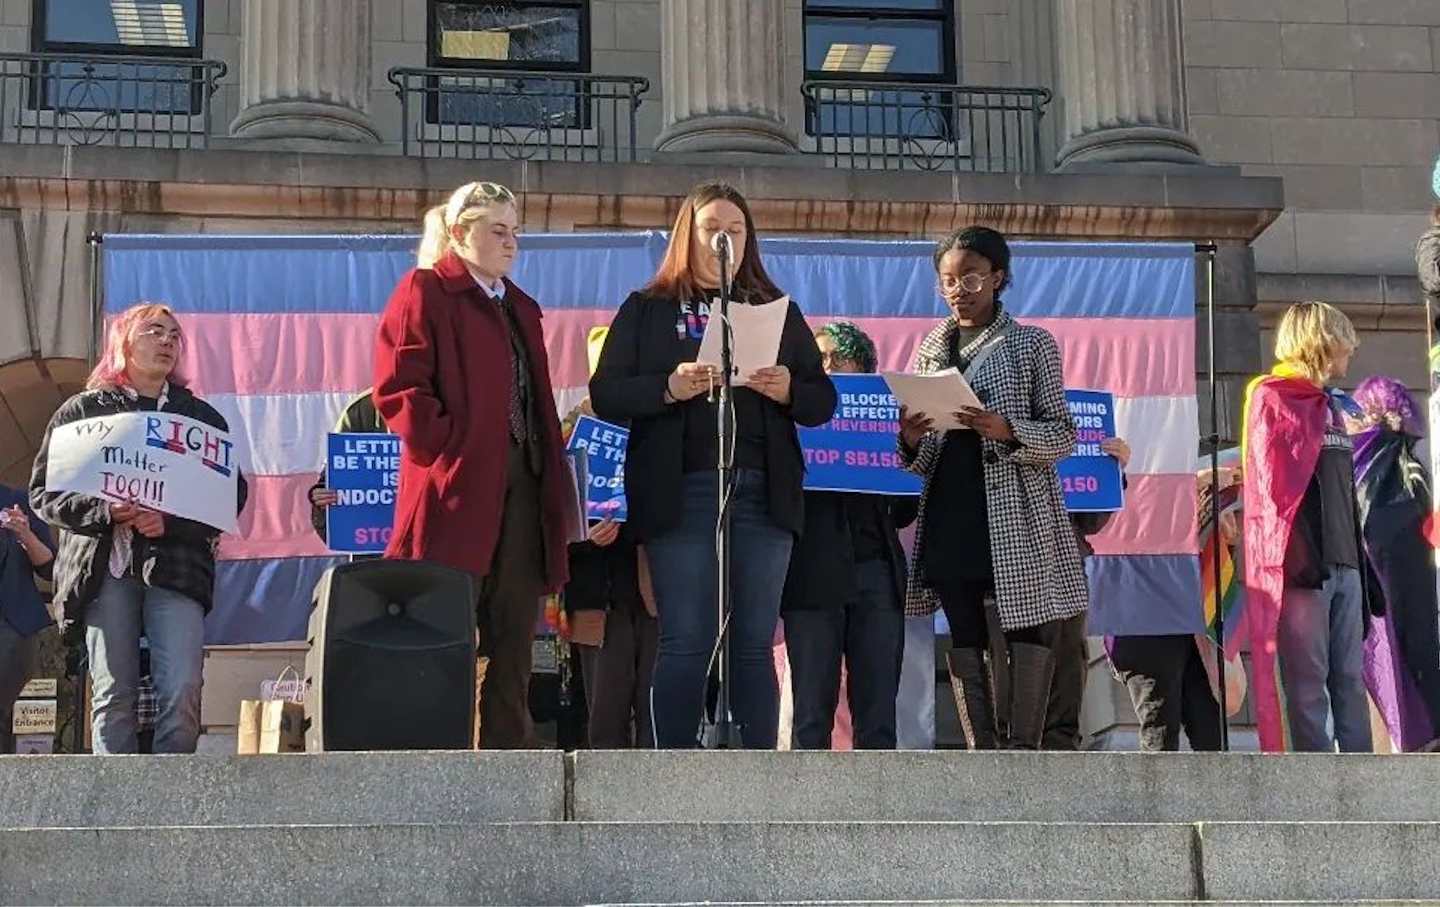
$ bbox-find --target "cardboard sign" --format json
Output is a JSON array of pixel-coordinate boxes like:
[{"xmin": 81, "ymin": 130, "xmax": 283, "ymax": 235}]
[
  {"xmin": 325, "ymin": 432, "xmax": 401, "ymax": 553},
  {"xmin": 799, "ymin": 374, "xmax": 922, "ymax": 496},
  {"xmin": 1058, "ymin": 389, "xmax": 1125, "ymax": 513},
  {"xmin": 44, "ymin": 411, "xmax": 239, "ymax": 532},
  {"xmin": 565, "ymin": 416, "xmax": 629, "ymax": 522},
  {"xmin": 12, "ymin": 699, "xmax": 57, "ymax": 735}
]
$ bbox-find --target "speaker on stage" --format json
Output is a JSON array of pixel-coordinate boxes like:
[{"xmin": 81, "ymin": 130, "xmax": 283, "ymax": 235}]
[{"xmin": 305, "ymin": 559, "xmax": 477, "ymax": 752}]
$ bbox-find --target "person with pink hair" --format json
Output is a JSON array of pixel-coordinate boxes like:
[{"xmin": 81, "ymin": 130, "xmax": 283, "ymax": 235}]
[{"xmin": 30, "ymin": 302, "xmax": 247, "ymax": 754}]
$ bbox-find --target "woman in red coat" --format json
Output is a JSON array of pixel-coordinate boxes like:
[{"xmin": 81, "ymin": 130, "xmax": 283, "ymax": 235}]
[{"xmin": 373, "ymin": 181, "xmax": 574, "ymax": 749}]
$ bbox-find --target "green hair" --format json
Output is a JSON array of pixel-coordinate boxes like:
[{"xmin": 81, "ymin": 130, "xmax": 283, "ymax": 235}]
[{"xmin": 817, "ymin": 321, "xmax": 878, "ymax": 373}]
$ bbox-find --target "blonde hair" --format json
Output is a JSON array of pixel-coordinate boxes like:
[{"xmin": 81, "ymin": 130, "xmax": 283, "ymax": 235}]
[
  {"xmin": 1274, "ymin": 301, "xmax": 1358, "ymax": 384},
  {"xmin": 416, "ymin": 181, "xmax": 517, "ymax": 268}
]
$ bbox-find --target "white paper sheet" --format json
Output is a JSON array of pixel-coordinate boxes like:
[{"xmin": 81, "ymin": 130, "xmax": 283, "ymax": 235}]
[
  {"xmin": 880, "ymin": 368, "xmax": 984, "ymax": 431},
  {"xmin": 697, "ymin": 295, "xmax": 789, "ymax": 379}
]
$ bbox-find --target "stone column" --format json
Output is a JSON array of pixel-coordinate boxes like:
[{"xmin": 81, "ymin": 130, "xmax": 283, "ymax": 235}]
[
  {"xmin": 655, "ymin": 0, "xmax": 796, "ymax": 155},
  {"xmin": 230, "ymin": 0, "xmax": 379, "ymax": 143},
  {"xmin": 1009, "ymin": 0, "xmax": 1061, "ymax": 168},
  {"xmin": 1054, "ymin": 0, "xmax": 1202, "ymax": 168}
]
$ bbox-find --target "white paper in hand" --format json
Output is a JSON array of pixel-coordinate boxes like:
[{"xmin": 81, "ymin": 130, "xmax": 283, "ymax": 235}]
[
  {"xmin": 697, "ymin": 296, "xmax": 789, "ymax": 379},
  {"xmin": 881, "ymin": 368, "xmax": 984, "ymax": 431}
]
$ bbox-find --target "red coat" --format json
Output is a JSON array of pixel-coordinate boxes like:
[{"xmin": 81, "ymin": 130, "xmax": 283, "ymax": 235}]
[{"xmin": 373, "ymin": 251, "xmax": 572, "ymax": 590}]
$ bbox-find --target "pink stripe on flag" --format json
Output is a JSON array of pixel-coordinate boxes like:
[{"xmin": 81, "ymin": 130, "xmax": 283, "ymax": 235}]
[
  {"xmin": 1086, "ymin": 473, "xmax": 1198, "ymax": 556},
  {"xmin": 179, "ymin": 313, "xmax": 379, "ymax": 396},
  {"xmin": 829, "ymin": 316, "xmax": 1194, "ymax": 398},
  {"xmin": 544, "ymin": 308, "xmax": 615, "ymax": 391},
  {"xmin": 220, "ymin": 473, "xmax": 331, "ymax": 560}
]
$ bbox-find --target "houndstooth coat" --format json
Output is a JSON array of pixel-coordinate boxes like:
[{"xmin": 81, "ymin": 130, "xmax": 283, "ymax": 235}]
[{"xmin": 898, "ymin": 308, "xmax": 1089, "ymax": 630}]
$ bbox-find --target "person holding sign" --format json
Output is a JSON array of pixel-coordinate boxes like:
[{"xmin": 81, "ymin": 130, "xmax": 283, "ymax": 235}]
[
  {"xmin": 29, "ymin": 303, "xmax": 247, "ymax": 754},
  {"xmin": 782, "ymin": 322, "xmax": 915, "ymax": 750},
  {"xmin": 306, "ymin": 388, "xmax": 387, "ymax": 546},
  {"xmin": 590, "ymin": 182, "xmax": 837, "ymax": 749},
  {"xmin": 897, "ymin": 227, "xmax": 1087, "ymax": 751},
  {"xmin": 374, "ymin": 181, "xmax": 576, "ymax": 750}
]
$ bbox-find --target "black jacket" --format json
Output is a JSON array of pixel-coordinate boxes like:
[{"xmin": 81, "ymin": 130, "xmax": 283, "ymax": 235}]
[
  {"xmin": 30, "ymin": 384, "xmax": 248, "ymax": 627},
  {"xmin": 783, "ymin": 492, "xmax": 917, "ymax": 612},
  {"xmin": 564, "ymin": 528, "xmax": 644, "ymax": 614},
  {"xmin": 589, "ymin": 290, "xmax": 837, "ymax": 540}
]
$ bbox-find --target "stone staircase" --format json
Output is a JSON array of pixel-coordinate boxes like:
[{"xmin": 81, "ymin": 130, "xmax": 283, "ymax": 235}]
[{"xmin": 1, "ymin": 750, "xmax": 1438, "ymax": 904}]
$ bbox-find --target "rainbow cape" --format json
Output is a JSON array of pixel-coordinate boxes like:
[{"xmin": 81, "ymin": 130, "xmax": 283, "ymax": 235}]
[{"xmin": 1241, "ymin": 363, "xmax": 1332, "ymax": 752}]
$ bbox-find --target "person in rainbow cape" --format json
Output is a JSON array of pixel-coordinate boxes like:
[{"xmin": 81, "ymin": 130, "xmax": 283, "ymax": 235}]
[{"xmin": 1242, "ymin": 301, "xmax": 1377, "ymax": 753}]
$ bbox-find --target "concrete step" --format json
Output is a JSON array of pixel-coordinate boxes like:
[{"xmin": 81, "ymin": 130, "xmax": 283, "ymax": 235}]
[
  {"xmin": 0, "ymin": 751, "xmax": 564, "ymax": 828},
  {"xmin": 6, "ymin": 750, "xmax": 1439, "ymax": 829},
  {"xmin": 573, "ymin": 750, "xmax": 1440, "ymax": 824},
  {"xmin": 2, "ymin": 820, "xmax": 1438, "ymax": 904}
]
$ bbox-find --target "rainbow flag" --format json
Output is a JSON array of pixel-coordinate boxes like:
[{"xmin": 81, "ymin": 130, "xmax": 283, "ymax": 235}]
[{"xmin": 1201, "ymin": 527, "xmax": 1245, "ymax": 641}]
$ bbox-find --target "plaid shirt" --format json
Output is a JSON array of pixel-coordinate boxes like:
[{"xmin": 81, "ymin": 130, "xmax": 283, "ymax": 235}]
[
  {"xmin": 29, "ymin": 386, "xmax": 248, "ymax": 628},
  {"xmin": 899, "ymin": 308, "xmax": 1089, "ymax": 631}
]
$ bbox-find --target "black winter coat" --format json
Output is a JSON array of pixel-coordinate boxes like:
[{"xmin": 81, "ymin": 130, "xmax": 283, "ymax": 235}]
[
  {"xmin": 589, "ymin": 290, "xmax": 837, "ymax": 540},
  {"xmin": 782, "ymin": 492, "xmax": 916, "ymax": 612}
]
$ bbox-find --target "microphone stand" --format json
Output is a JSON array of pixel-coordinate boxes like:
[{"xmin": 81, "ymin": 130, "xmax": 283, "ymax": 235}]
[
  {"xmin": 1198, "ymin": 241, "xmax": 1231, "ymax": 752},
  {"xmin": 705, "ymin": 235, "xmax": 743, "ymax": 749}
]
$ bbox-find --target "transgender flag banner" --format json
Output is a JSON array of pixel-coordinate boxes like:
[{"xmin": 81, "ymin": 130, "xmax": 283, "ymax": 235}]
[{"xmin": 102, "ymin": 233, "xmax": 1199, "ymax": 644}]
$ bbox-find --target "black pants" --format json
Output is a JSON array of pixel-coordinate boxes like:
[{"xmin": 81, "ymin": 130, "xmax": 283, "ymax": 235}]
[
  {"xmin": 1043, "ymin": 612, "xmax": 1088, "ymax": 750},
  {"xmin": 783, "ymin": 560, "xmax": 904, "ymax": 750},
  {"xmin": 576, "ymin": 598, "xmax": 659, "ymax": 748},
  {"xmin": 936, "ymin": 579, "xmax": 1059, "ymax": 649},
  {"xmin": 1109, "ymin": 634, "xmax": 1223, "ymax": 752},
  {"xmin": 477, "ymin": 442, "xmax": 547, "ymax": 750}
]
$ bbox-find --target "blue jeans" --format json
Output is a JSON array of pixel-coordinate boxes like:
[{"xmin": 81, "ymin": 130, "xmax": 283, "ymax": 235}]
[
  {"xmin": 86, "ymin": 576, "xmax": 206, "ymax": 754},
  {"xmin": 1277, "ymin": 567, "xmax": 1373, "ymax": 752},
  {"xmin": 644, "ymin": 470, "xmax": 794, "ymax": 748}
]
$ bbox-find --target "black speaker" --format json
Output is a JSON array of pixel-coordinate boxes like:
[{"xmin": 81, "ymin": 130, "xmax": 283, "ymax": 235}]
[{"xmin": 304, "ymin": 559, "xmax": 477, "ymax": 752}]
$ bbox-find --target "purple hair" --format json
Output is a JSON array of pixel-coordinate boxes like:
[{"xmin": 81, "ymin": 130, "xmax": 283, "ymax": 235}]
[{"xmin": 1352, "ymin": 375, "xmax": 1423, "ymax": 437}]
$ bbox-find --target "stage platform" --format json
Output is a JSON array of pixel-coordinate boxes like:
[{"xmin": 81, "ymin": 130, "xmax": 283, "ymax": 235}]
[{"xmin": 1, "ymin": 750, "xmax": 1437, "ymax": 904}]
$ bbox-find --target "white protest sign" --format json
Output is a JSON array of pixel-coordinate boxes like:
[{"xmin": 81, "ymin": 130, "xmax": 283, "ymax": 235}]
[{"xmin": 45, "ymin": 411, "xmax": 239, "ymax": 533}]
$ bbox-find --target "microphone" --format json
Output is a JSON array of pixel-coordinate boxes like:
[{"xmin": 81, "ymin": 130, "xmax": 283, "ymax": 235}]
[{"xmin": 710, "ymin": 231, "xmax": 732, "ymax": 258}]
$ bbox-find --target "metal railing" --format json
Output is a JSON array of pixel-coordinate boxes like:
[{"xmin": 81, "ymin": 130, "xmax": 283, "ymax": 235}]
[
  {"xmin": 801, "ymin": 80, "xmax": 1052, "ymax": 173},
  {"xmin": 0, "ymin": 52, "xmax": 226, "ymax": 149},
  {"xmin": 389, "ymin": 66, "xmax": 650, "ymax": 162}
]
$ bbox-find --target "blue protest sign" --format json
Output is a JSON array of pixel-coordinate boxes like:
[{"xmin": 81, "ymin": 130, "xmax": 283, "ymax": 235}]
[
  {"xmin": 325, "ymin": 432, "xmax": 401, "ymax": 553},
  {"xmin": 1058, "ymin": 389, "xmax": 1124, "ymax": 512},
  {"xmin": 565, "ymin": 415, "xmax": 628, "ymax": 522},
  {"xmin": 799, "ymin": 374, "xmax": 922, "ymax": 496}
]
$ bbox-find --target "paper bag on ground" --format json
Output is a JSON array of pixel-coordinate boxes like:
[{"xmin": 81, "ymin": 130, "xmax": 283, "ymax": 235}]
[
  {"xmin": 237, "ymin": 699, "xmax": 262, "ymax": 755},
  {"xmin": 881, "ymin": 368, "xmax": 984, "ymax": 431},
  {"xmin": 259, "ymin": 700, "xmax": 305, "ymax": 753},
  {"xmin": 697, "ymin": 296, "xmax": 789, "ymax": 379}
]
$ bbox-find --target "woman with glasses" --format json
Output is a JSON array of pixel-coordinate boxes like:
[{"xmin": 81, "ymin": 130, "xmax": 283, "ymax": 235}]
[
  {"xmin": 897, "ymin": 226, "xmax": 1087, "ymax": 750},
  {"xmin": 589, "ymin": 182, "xmax": 837, "ymax": 749},
  {"xmin": 374, "ymin": 181, "xmax": 575, "ymax": 749},
  {"xmin": 30, "ymin": 303, "xmax": 247, "ymax": 754}
]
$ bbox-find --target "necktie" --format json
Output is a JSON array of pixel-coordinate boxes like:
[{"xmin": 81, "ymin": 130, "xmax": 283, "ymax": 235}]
[{"xmin": 495, "ymin": 296, "xmax": 527, "ymax": 443}]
